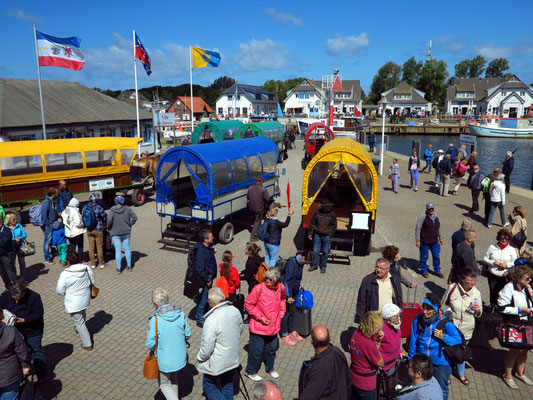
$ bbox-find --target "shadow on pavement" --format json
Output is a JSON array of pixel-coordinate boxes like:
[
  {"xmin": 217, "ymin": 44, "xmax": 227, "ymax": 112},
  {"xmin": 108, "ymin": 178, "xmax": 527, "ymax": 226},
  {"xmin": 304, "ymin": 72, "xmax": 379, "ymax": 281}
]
[
  {"xmin": 131, "ymin": 251, "xmax": 148, "ymax": 267},
  {"xmin": 454, "ymin": 203, "xmax": 471, "ymax": 212},
  {"xmin": 423, "ymin": 281, "xmax": 446, "ymax": 299},
  {"xmin": 24, "ymin": 263, "xmax": 49, "ymax": 283},
  {"xmin": 463, "ymin": 211, "xmax": 485, "ymax": 225},
  {"xmin": 86, "ymin": 310, "xmax": 113, "ymax": 340},
  {"xmin": 468, "ymin": 346, "xmax": 507, "ymax": 376},
  {"xmin": 291, "ymin": 221, "xmax": 307, "ymax": 251},
  {"xmin": 153, "ymin": 362, "xmax": 199, "ymax": 399},
  {"xmin": 340, "ymin": 326, "xmax": 356, "ymax": 353},
  {"xmin": 40, "ymin": 342, "xmax": 74, "ymax": 400},
  {"xmin": 399, "ymin": 257, "xmax": 420, "ymax": 276}
]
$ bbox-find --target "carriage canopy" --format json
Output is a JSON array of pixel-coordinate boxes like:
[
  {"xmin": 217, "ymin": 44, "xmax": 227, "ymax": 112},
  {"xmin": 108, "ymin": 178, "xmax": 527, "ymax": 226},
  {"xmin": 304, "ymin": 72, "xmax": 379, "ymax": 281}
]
[
  {"xmin": 156, "ymin": 137, "xmax": 279, "ymax": 206},
  {"xmin": 191, "ymin": 120, "xmax": 244, "ymax": 144},
  {"xmin": 305, "ymin": 123, "xmax": 334, "ymax": 155},
  {"xmin": 234, "ymin": 121, "xmax": 285, "ymax": 142}
]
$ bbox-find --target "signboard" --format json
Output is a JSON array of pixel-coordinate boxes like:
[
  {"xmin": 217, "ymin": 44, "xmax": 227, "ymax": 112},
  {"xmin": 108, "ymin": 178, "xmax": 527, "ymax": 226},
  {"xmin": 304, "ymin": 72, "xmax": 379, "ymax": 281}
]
[
  {"xmin": 460, "ymin": 133, "xmax": 477, "ymax": 152},
  {"xmin": 350, "ymin": 212, "xmax": 371, "ymax": 231},
  {"xmin": 89, "ymin": 178, "xmax": 115, "ymax": 191},
  {"xmin": 153, "ymin": 113, "xmax": 176, "ymax": 127}
]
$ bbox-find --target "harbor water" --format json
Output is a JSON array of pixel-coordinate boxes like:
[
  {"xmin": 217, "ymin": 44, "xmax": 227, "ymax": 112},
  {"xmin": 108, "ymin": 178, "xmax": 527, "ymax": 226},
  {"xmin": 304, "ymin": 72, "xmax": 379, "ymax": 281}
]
[{"xmin": 383, "ymin": 135, "xmax": 533, "ymax": 190}]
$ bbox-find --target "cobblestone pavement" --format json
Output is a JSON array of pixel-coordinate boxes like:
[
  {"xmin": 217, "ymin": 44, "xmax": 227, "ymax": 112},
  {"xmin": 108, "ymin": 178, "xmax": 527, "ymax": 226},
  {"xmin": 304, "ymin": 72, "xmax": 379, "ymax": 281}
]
[{"xmin": 17, "ymin": 139, "xmax": 533, "ymax": 399}]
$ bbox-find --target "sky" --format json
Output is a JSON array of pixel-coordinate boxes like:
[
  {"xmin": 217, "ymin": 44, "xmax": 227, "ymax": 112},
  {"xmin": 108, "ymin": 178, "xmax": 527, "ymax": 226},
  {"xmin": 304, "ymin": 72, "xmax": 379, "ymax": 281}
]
[{"xmin": 1, "ymin": 0, "xmax": 533, "ymax": 95}]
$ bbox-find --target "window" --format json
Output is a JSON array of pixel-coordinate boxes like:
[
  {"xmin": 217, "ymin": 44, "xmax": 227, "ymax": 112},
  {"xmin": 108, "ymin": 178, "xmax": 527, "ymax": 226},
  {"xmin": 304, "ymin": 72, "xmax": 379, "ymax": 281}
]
[
  {"xmin": 242, "ymin": 107, "xmax": 248, "ymax": 116},
  {"xmin": 295, "ymin": 93, "xmax": 300, "ymax": 98},
  {"xmin": 245, "ymin": 155, "xmax": 262, "ymax": 177},
  {"xmin": 210, "ymin": 161, "xmax": 232, "ymax": 190},
  {"xmin": 100, "ymin": 128, "xmax": 113, "ymax": 137},
  {"xmin": 305, "ymin": 93, "xmax": 309, "ymax": 99},
  {"xmin": 228, "ymin": 95, "xmax": 233, "ymax": 100},
  {"xmin": 521, "ymin": 92, "xmax": 526, "ymax": 96},
  {"xmin": 120, "ymin": 149, "xmax": 135, "ymax": 165},
  {"xmin": 308, "ymin": 162, "xmax": 336, "ymax": 198},
  {"xmin": 345, "ymin": 163, "xmax": 372, "ymax": 201},
  {"xmin": 121, "ymin": 127, "xmax": 133, "ymax": 137},
  {"xmin": 85, "ymin": 150, "xmax": 116, "ymax": 168},
  {"xmin": 218, "ymin": 108, "xmax": 223, "ymax": 114},
  {"xmin": 310, "ymin": 93, "xmax": 314, "ymax": 98},
  {"xmin": 0, "ymin": 155, "xmax": 43, "ymax": 176},
  {"xmin": 45, "ymin": 152, "xmax": 83, "ymax": 172},
  {"xmin": 260, "ymin": 151, "xmax": 277, "ymax": 174},
  {"xmin": 229, "ymin": 158, "xmax": 249, "ymax": 184}
]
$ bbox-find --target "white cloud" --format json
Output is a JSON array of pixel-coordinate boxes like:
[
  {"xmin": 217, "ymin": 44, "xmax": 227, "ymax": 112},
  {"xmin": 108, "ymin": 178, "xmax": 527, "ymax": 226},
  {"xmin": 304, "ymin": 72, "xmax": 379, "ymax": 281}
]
[
  {"xmin": 265, "ymin": 8, "xmax": 303, "ymax": 26},
  {"xmin": 3, "ymin": 9, "xmax": 43, "ymax": 22},
  {"xmin": 325, "ymin": 33, "xmax": 369, "ymax": 56},
  {"xmin": 237, "ymin": 39, "xmax": 288, "ymax": 71},
  {"xmin": 474, "ymin": 43, "xmax": 511, "ymax": 58}
]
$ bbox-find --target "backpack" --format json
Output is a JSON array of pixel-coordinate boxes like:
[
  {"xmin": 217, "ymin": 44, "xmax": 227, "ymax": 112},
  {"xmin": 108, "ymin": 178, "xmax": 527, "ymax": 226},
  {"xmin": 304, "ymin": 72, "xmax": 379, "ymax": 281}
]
[
  {"xmin": 215, "ymin": 276, "xmax": 230, "ymax": 298},
  {"xmin": 183, "ymin": 246, "xmax": 204, "ymax": 299},
  {"xmin": 481, "ymin": 177, "xmax": 491, "ymax": 193},
  {"xmin": 257, "ymin": 220, "xmax": 271, "ymax": 242},
  {"xmin": 453, "ymin": 163, "xmax": 465, "ymax": 177},
  {"xmin": 275, "ymin": 256, "xmax": 291, "ymax": 274},
  {"xmin": 82, "ymin": 205, "xmax": 98, "ymax": 230},
  {"xmin": 435, "ymin": 316, "xmax": 471, "ymax": 364},
  {"xmin": 254, "ymin": 262, "xmax": 270, "ymax": 283},
  {"xmin": 29, "ymin": 203, "xmax": 44, "ymax": 226}
]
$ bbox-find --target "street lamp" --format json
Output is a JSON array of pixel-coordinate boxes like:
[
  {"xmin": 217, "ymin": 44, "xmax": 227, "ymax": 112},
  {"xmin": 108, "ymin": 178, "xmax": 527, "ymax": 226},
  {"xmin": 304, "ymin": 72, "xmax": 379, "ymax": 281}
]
[{"xmin": 379, "ymin": 101, "xmax": 386, "ymax": 176}]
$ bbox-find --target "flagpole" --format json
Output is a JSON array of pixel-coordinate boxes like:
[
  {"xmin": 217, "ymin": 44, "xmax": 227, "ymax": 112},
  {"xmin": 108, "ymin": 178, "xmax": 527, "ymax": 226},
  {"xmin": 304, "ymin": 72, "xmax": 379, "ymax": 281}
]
[
  {"xmin": 133, "ymin": 30, "xmax": 141, "ymax": 155},
  {"xmin": 189, "ymin": 46, "xmax": 194, "ymax": 134},
  {"xmin": 33, "ymin": 25, "xmax": 47, "ymax": 140}
]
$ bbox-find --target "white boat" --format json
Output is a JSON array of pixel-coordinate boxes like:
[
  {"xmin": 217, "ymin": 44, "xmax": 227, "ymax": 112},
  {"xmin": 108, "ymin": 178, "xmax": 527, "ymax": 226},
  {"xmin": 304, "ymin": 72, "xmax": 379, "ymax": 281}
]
[
  {"xmin": 469, "ymin": 117, "xmax": 533, "ymax": 138},
  {"xmin": 297, "ymin": 116, "xmax": 363, "ymax": 135}
]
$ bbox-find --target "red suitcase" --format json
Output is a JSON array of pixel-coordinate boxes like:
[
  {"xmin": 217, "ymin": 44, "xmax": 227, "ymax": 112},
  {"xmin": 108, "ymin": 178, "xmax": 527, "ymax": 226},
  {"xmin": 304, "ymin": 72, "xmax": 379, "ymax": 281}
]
[{"xmin": 401, "ymin": 287, "xmax": 421, "ymax": 338}]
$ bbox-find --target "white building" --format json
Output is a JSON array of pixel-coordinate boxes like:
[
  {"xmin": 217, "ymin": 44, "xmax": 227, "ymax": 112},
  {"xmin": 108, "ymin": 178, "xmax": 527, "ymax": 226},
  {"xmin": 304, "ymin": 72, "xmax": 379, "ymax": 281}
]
[
  {"xmin": 445, "ymin": 75, "xmax": 533, "ymax": 117},
  {"xmin": 215, "ymin": 83, "xmax": 278, "ymax": 118},
  {"xmin": 284, "ymin": 79, "xmax": 364, "ymax": 117},
  {"xmin": 378, "ymin": 81, "xmax": 430, "ymax": 115}
]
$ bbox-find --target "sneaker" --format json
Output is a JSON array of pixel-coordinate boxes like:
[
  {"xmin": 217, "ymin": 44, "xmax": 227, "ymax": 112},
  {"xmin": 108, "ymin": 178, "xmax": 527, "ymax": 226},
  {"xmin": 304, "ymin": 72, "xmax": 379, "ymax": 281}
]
[
  {"xmin": 268, "ymin": 370, "xmax": 280, "ymax": 379},
  {"xmin": 126, "ymin": 267, "xmax": 132, "ymax": 271},
  {"xmin": 435, "ymin": 272, "xmax": 445, "ymax": 279},
  {"xmin": 90, "ymin": 265, "xmax": 96, "ymax": 269},
  {"xmin": 320, "ymin": 269, "xmax": 326, "ymax": 274},
  {"xmin": 435, "ymin": 184, "xmax": 440, "ymax": 188},
  {"xmin": 116, "ymin": 270, "xmax": 122, "ymax": 275},
  {"xmin": 421, "ymin": 272, "xmax": 428, "ymax": 278},
  {"xmin": 99, "ymin": 263, "xmax": 108, "ymax": 269},
  {"xmin": 487, "ymin": 224, "xmax": 492, "ymax": 228},
  {"xmin": 281, "ymin": 336, "xmax": 296, "ymax": 346},
  {"xmin": 307, "ymin": 266, "xmax": 318, "ymax": 272},
  {"xmin": 289, "ymin": 331, "xmax": 304, "ymax": 341},
  {"xmin": 45, "ymin": 259, "xmax": 55, "ymax": 265},
  {"xmin": 503, "ymin": 375, "xmax": 519, "ymax": 389},
  {"xmin": 244, "ymin": 373, "xmax": 263, "ymax": 382},
  {"xmin": 81, "ymin": 346, "xmax": 93, "ymax": 351},
  {"xmin": 504, "ymin": 223, "xmax": 511, "ymax": 228},
  {"xmin": 515, "ymin": 374, "xmax": 533, "ymax": 386}
]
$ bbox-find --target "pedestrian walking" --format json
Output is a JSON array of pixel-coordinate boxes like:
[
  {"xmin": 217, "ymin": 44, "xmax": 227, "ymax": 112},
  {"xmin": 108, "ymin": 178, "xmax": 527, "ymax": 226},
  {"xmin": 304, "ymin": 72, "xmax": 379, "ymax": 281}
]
[
  {"xmin": 82, "ymin": 193, "xmax": 107, "ymax": 269},
  {"xmin": 57, "ymin": 180, "xmax": 73, "ymax": 213},
  {"xmin": 415, "ymin": 203, "xmax": 444, "ymax": 279},
  {"xmin": 244, "ymin": 268, "xmax": 286, "ymax": 382},
  {"xmin": 355, "ymin": 258, "xmax": 403, "ymax": 323},
  {"xmin": 239, "ymin": 242, "xmax": 264, "ymax": 294},
  {"xmin": 216, "ymin": 250, "xmax": 240, "ymax": 301},
  {"xmin": 107, "ymin": 196, "xmax": 137, "ymax": 274},
  {"xmin": 289, "ymin": 130, "xmax": 296, "ymax": 149},
  {"xmin": 5, "ymin": 212, "xmax": 26, "ymax": 278},
  {"xmin": 262, "ymin": 208, "xmax": 294, "ymax": 268},
  {"xmin": 367, "ymin": 131, "xmax": 376, "ymax": 153},
  {"xmin": 56, "ymin": 250, "xmax": 95, "ymax": 350},
  {"xmin": 41, "ymin": 187, "xmax": 59, "ymax": 264},
  {"xmin": 450, "ymin": 230, "xmax": 477, "ymax": 283},
  {"xmin": 420, "ymin": 144, "xmax": 433, "ymax": 174},
  {"xmin": 437, "ymin": 154, "xmax": 452, "ymax": 196},
  {"xmin": 51, "ymin": 220, "xmax": 68, "ymax": 265},
  {"xmin": 508, "ymin": 206, "xmax": 528, "ymax": 255},
  {"xmin": 451, "ymin": 219, "xmax": 474, "ymax": 266},
  {"xmin": 483, "ymin": 168, "xmax": 500, "ymax": 225},
  {"xmin": 408, "ymin": 150, "xmax": 420, "ymax": 191},
  {"xmin": 389, "ymin": 159, "xmax": 400, "ymax": 194},
  {"xmin": 484, "ymin": 229, "xmax": 517, "ymax": 307},
  {"xmin": 432, "ymin": 150, "xmax": 444, "ymax": 187},
  {"xmin": 397, "ymin": 354, "xmax": 443, "ymax": 400},
  {"xmin": 298, "ymin": 325, "xmax": 351, "ymax": 400},
  {"xmin": 408, "ymin": 294, "xmax": 462, "ymax": 400},
  {"xmin": 379, "ymin": 303, "xmax": 404, "ymax": 397},
  {"xmin": 502, "ymin": 150, "xmax": 514, "ymax": 194},
  {"xmin": 0, "ymin": 213, "xmax": 16, "ymax": 289},
  {"xmin": 468, "ymin": 165, "xmax": 484, "ymax": 213},
  {"xmin": 146, "ymin": 288, "xmax": 191, "ymax": 400},
  {"xmin": 487, "ymin": 174, "xmax": 508, "ymax": 228},
  {"xmin": 381, "ymin": 245, "xmax": 416, "ymax": 288},
  {"xmin": 194, "ymin": 229, "xmax": 217, "ymax": 326},
  {"xmin": 445, "ymin": 143, "xmax": 458, "ymax": 160},
  {"xmin": 307, "ymin": 200, "xmax": 336, "ymax": 273},
  {"xmin": 452, "ymin": 159, "xmax": 469, "ymax": 195},
  {"xmin": 457, "ymin": 144, "xmax": 468, "ymax": 161},
  {"xmin": 248, "ymin": 176, "xmax": 272, "ymax": 242},
  {"xmin": 62, "ymin": 198, "xmax": 86, "ymax": 258}
]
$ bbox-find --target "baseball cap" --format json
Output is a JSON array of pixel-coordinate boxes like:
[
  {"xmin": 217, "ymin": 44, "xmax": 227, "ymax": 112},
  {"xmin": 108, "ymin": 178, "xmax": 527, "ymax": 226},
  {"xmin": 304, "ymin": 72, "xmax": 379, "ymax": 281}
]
[
  {"xmin": 426, "ymin": 202, "xmax": 435, "ymax": 210},
  {"xmin": 437, "ymin": 149, "xmax": 443, "ymax": 153}
]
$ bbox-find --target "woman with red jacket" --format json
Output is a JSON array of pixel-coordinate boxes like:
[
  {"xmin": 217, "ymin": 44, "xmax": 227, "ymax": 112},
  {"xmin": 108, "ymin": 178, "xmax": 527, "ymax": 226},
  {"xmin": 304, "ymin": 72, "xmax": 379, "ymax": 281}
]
[{"xmin": 216, "ymin": 251, "xmax": 240, "ymax": 301}]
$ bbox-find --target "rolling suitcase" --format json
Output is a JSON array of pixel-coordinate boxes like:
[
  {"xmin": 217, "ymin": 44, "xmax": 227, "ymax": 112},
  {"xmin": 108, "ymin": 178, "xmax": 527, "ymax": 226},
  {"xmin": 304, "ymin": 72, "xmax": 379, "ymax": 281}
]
[
  {"xmin": 401, "ymin": 287, "xmax": 421, "ymax": 338},
  {"xmin": 294, "ymin": 306, "xmax": 312, "ymax": 337}
]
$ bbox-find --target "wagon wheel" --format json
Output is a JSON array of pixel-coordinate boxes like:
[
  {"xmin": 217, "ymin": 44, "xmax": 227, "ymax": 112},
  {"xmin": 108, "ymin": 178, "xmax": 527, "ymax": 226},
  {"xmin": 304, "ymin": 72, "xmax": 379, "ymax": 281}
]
[
  {"xmin": 131, "ymin": 188, "xmax": 145, "ymax": 206},
  {"xmin": 4, "ymin": 209, "xmax": 21, "ymax": 224},
  {"xmin": 218, "ymin": 222, "xmax": 234, "ymax": 244}
]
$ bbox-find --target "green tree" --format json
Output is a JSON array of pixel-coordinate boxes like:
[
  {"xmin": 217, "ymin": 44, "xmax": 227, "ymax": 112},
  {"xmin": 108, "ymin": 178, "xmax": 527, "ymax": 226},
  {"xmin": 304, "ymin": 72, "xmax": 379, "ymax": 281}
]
[
  {"xmin": 402, "ymin": 57, "xmax": 423, "ymax": 86},
  {"xmin": 418, "ymin": 59, "xmax": 449, "ymax": 104},
  {"xmin": 367, "ymin": 61, "xmax": 402, "ymax": 104},
  {"xmin": 210, "ymin": 76, "xmax": 236, "ymax": 91},
  {"xmin": 262, "ymin": 77, "xmax": 306, "ymax": 107},
  {"xmin": 468, "ymin": 55, "xmax": 486, "ymax": 78},
  {"xmin": 486, "ymin": 58, "xmax": 510, "ymax": 77},
  {"xmin": 454, "ymin": 60, "xmax": 470, "ymax": 78}
]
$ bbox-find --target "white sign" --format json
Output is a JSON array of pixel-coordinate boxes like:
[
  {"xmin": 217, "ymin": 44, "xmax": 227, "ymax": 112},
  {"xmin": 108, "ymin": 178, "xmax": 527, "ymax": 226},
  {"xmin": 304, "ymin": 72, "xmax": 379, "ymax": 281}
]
[
  {"xmin": 153, "ymin": 113, "xmax": 176, "ymax": 127},
  {"xmin": 89, "ymin": 178, "xmax": 115, "ymax": 191},
  {"xmin": 459, "ymin": 134, "xmax": 477, "ymax": 147},
  {"xmin": 350, "ymin": 212, "xmax": 371, "ymax": 231}
]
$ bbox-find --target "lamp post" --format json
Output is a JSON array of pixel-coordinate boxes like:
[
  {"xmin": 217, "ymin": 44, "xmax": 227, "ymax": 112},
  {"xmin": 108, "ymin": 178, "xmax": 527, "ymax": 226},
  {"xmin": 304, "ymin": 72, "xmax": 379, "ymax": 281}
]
[{"xmin": 380, "ymin": 101, "xmax": 386, "ymax": 176}]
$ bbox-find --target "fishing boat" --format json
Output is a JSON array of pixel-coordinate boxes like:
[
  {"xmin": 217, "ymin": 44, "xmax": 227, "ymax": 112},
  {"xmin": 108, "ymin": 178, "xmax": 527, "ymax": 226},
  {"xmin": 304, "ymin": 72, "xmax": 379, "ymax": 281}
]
[{"xmin": 469, "ymin": 116, "xmax": 533, "ymax": 138}]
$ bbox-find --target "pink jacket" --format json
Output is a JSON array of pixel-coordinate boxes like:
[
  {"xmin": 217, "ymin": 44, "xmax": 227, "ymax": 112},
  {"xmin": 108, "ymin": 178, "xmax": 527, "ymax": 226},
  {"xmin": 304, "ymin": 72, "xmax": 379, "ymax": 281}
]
[{"xmin": 245, "ymin": 282, "xmax": 286, "ymax": 336}]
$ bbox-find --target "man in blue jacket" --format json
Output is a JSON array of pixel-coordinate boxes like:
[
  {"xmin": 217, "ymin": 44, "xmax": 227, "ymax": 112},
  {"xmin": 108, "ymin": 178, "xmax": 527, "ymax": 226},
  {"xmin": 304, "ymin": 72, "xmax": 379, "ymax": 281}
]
[
  {"xmin": 41, "ymin": 187, "xmax": 58, "ymax": 264},
  {"xmin": 420, "ymin": 144, "xmax": 433, "ymax": 174},
  {"xmin": 0, "ymin": 212, "xmax": 16, "ymax": 289},
  {"xmin": 408, "ymin": 295, "xmax": 462, "ymax": 400},
  {"xmin": 194, "ymin": 229, "xmax": 217, "ymax": 326}
]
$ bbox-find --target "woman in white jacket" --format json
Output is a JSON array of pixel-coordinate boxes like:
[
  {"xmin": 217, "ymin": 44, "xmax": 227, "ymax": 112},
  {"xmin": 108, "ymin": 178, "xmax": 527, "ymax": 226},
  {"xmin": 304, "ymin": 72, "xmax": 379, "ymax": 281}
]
[
  {"xmin": 487, "ymin": 174, "xmax": 509, "ymax": 228},
  {"xmin": 484, "ymin": 229, "xmax": 517, "ymax": 306},
  {"xmin": 497, "ymin": 265, "xmax": 533, "ymax": 389},
  {"xmin": 61, "ymin": 198, "xmax": 86, "ymax": 258},
  {"xmin": 56, "ymin": 250, "xmax": 94, "ymax": 350}
]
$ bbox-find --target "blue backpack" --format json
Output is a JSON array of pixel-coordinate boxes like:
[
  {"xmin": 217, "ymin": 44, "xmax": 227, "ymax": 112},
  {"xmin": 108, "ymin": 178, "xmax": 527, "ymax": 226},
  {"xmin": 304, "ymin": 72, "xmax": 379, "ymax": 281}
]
[
  {"xmin": 29, "ymin": 203, "xmax": 44, "ymax": 226},
  {"xmin": 82, "ymin": 205, "xmax": 97, "ymax": 230},
  {"xmin": 257, "ymin": 220, "xmax": 271, "ymax": 242}
]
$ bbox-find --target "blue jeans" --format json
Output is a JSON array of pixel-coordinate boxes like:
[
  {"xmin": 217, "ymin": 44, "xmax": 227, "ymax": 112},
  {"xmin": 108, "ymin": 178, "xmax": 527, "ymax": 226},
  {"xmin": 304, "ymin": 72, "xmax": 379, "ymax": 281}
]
[
  {"xmin": 245, "ymin": 333, "xmax": 278, "ymax": 375},
  {"xmin": 0, "ymin": 380, "xmax": 20, "ymax": 400},
  {"xmin": 312, "ymin": 233, "xmax": 330, "ymax": 270},
  {"xmin": 433, "ymin": 364, "xmax": 452, "ymax": 400},
  {"xmin": 202, "ymin": 369, "xmax": 234, "ymax": 400},
  {"xmin": 421, "ymin": 159, "xmax": 432, "ymax": 173},
  {"xmin": 488, "ymin": 202, "xmax": 506, "ymax": 226},
  {"xmin": 455, "ymin": 339, "xmax": 470, "ymax": 378},
  {"xmin": 419, "ymin": 242, "xmax": 441, "ymax": 273},
  {"xmin": 264, "ymin": 243, "xmax": 279, "ymax": 268},
  {"xmin": 42, "ymin": 225, "xmax": 54, "ymax": 261},
  {"xmin": 280, "ymin": 300, "xmax": 295, "ymax": 336},
  {"xmin": 434, "ymin": 172, "xmax": 440, "ymax": 185},
  {"xmin": 26, "ymin": 333, "xmax": 47, "ymax": 380},
  {"xmin": 410, "ymin": 169, "xmax": 419, "ymax": 187},
  {"xmin": 112, "ymin": 234, "xmax": 131, "ymax": 270},
  {"xmin": 391, "ymin": 174, "xmax": 399, "ymax": 193},
  {"xmin": 195, "ymin": 284, "xmax": 210, "ymax": 323},
  {"xmin": 352, "ymin": 385, "xmax": 377, "ymax": 400}
]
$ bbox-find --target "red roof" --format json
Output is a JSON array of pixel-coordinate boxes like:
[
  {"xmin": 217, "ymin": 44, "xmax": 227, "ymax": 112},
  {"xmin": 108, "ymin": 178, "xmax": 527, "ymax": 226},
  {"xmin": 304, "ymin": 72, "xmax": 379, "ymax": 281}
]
[{"xmin": 168, "ymin": 96, "xmax": 213, "ymax": 113}]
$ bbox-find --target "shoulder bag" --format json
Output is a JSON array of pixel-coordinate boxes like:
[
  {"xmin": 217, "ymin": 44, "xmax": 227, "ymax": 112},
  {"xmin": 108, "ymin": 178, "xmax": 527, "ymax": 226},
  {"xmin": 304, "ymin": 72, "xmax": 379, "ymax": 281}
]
[
  {"xmin": 511, "ymin": 228, "xmax": 527, "ymax": 249},
  {"xmin": 497, "ymin": 290, "xmax": 533, "ymax": 349},
  {"xmin": 85, "ymin": 268, "xmax": 99, "ymax": 299},
  {"xmin": 143, "ymin": 315, "xmax": 159, "ymax": 379},
  {"xmin": 20, "ymin": 239, "xmax": 36, "ymax": 257}
]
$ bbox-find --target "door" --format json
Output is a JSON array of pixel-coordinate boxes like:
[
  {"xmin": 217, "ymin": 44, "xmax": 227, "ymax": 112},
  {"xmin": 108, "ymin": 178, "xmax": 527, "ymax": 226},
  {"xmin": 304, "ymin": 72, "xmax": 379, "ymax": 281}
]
[{"xmin": 509, "ymin": 107, "xmax": 518, "ymax": 118}]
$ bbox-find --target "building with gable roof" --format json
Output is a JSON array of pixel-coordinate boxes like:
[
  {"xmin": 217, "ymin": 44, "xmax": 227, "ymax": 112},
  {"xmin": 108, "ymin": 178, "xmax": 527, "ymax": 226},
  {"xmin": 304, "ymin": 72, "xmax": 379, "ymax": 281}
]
[
  {"xmin": 445, "ymin": 75, "xmax": 533, "ymax": 117},
  {"xmin": 215, "ymin": 83, "xmax": 278, "ymax": 118},
  {"xmin": 166, "ymin": 95, "xmax": 213, "ymax": 122},
  {"xmin": 378, "ymin": 81, "xmax": 430, "ymax": 115}
]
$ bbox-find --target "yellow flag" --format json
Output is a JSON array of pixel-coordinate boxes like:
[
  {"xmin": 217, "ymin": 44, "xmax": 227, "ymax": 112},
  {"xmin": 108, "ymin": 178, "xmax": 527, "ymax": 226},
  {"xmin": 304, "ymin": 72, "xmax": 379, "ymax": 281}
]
[{"xmin": 191, "ymin": 46, "xmax": 221, "ymax": 68}]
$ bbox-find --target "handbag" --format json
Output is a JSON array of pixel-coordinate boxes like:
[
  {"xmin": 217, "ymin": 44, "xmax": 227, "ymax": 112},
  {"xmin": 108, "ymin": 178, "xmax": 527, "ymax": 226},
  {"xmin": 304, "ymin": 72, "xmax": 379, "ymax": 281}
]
[
  {"xmin": 143, "ymin": 315, "xmax": 159, "ymax": 379},
  {"xmin": 295, "ymin": 288, "xmax": 314, "ymax": 309},
  {"xmin": 388, "ymin": 173, "xmax": 393, "ymax": 180},
  {"xmin": 497, "ymin": 322, "xmax": 533, "ymax": 349},
  {"xmin": 511, "ymin": 228, "xmax": 527, "ymax": 249},
  {"xmin": 19, "ymin": 375, "xmax": 36, "ymax": 400},
  {"xmin": 85, "ymin": 269, "xmax": 99, "ymax": 299},
  {"xmin": 20, "ymin": 241, "xmax": 36, "ymax": 257}
]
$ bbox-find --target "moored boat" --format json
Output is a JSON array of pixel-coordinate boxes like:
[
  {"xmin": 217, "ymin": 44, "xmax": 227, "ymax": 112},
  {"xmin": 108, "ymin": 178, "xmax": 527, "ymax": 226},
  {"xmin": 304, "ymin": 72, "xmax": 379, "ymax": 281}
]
[{"xmin": 469, "ymin": 116, "xmax": 533, "ymax": 138}]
